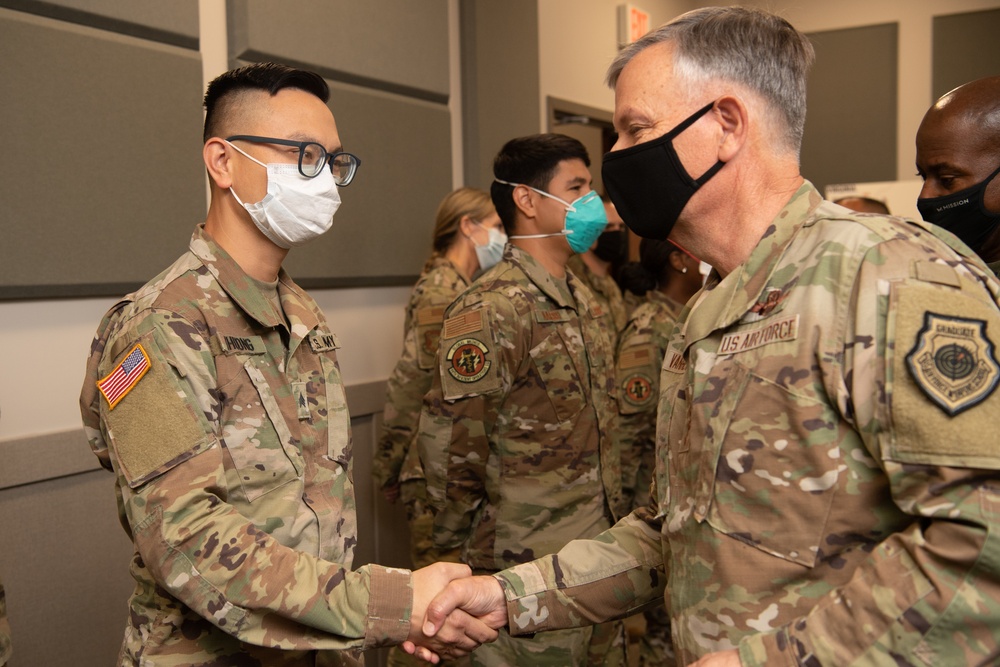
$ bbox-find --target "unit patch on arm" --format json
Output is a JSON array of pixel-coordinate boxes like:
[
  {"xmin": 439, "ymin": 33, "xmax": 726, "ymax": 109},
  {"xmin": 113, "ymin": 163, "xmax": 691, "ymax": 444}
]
[
  {"xmin": 447, "ymin": 339, "xmax": 491, "ymax": 383},
  {"xmin": 906, "ymin": 312, "xmax": 999, "ymax": 416}
]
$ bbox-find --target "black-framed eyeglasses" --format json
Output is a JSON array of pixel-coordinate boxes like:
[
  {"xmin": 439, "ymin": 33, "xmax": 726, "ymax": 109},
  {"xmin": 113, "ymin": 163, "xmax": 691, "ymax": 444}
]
[{"xmin": 226, "ymin": 135, "xmax": 361, "ymax": 186}]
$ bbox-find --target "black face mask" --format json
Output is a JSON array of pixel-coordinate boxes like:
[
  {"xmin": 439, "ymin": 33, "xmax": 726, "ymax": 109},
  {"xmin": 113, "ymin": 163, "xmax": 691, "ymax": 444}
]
[
  {"xmin": 917, "ymin": 163, "xmax": 1000, "ymax": 252},
  {"xmin": 602, "ymin": 102, "xmax": 725, "ymax": 240},
  {"xmin": 593, "ymin": 229, "xmax": 628, "ymax": 263}
]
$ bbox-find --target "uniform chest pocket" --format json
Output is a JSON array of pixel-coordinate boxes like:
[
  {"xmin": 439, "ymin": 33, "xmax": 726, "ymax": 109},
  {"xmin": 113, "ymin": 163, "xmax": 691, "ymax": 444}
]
[
  {"xmin": 217, "ymin": 355, "xmax": 301, "ymax": 502},
  {"xmin": 704, "ymin": 361, "xmax": 845, "ymax": 568},
  {"xmin": 527, "ymin": 328, "xmax": 585, "ymax": 423}
]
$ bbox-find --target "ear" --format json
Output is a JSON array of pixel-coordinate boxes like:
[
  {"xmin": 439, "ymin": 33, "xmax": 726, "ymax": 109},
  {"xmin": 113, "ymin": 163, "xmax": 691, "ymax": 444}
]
[
  {"xmin": 712, "ymin": 95, "xmax": 748, "ymax": 163},
  {"xmin": 204, "ymin": 137, "xmax": 234, "ymax": 190},
  {"xmin": 510, "ymin": 184, "xmax": 539, "ymax": 224},
  {"xmin": 668, "ymin": 250, "xmax": 687, "ymax": 273},
  {"xmin": 458, "ymin": 215, "xmax": 477, "ymax": 237}
]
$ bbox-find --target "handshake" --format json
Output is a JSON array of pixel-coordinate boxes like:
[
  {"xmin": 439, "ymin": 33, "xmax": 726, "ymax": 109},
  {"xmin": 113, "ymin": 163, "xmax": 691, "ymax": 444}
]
[{"xmin": 402, "ymin": 562, "xmax": 508, "ymax": 663}]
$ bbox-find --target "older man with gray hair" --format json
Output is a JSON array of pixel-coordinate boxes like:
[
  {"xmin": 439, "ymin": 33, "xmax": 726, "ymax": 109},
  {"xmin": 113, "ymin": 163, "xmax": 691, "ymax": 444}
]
[{"xmin": 414, "ymin": 6, "xmax": 1000, "ymax": 667}]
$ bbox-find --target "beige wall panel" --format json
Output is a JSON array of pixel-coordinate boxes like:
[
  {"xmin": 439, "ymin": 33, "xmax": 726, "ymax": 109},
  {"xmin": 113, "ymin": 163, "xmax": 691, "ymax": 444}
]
[
  {"xmin": 0, "ymin": 9, "xmax": 205, "ymax": 299},
  {"xmin": 231, "ymin": 0, "xmax": 449, "ymax": 98},
  {"xmin": 0, "ymin": 0, "xmax": 198, "ymax": 46},
  {"xmin": 460, "ymin": 0, "xmax": 541, "ymax": 189},
  {"xmin": 0, "ymin": 468, "xmax": 134, "ymax": 667},
  {"xmin": 279, "ymin": 80, "xmax": 453, "ymax": 286},
  {"xmin": 800, "ymin": 23, "xmax": 898, "ymax": 193},
  {"xmin": 932, "ymin": 8, "xmax": 1000, "ymax": 99}
]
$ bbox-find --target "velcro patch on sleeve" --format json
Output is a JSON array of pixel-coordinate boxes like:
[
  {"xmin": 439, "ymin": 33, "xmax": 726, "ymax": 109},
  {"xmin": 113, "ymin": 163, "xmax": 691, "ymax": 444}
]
[
  {"xmin": 619, "ymin": 346, "xmax": 653, "ymax": 370},
  {"xmin": 104, "ymin": 332, "xmax": 216, "ymax": 488},
  {"xmin": 889, "ymin": 281, "xmax": 1000, "ymax": 467},
  {"xmin": 417, "ymin": 305, "xmax": 446, "ymax": 327},
  {"xmin": 97, "ymin": 343, "xmax": 150, "ymax": 410},
  {"xmin": 621, "ymin": 372, "xmax": 656, "ymax": 408},
  {"xmin": 440, "ymin": 307, "xmax": 502, "ymax": 400},
  {"xmin": 443, "ymin": 309, "xmax": 483, "ymax": 338}
]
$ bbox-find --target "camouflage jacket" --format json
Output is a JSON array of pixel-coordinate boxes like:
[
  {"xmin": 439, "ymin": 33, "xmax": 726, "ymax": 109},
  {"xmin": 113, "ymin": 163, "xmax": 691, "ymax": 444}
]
[
  {"xmin": 615, "ymin": 290, "xmax": 684, "ymax": 511},
  {"xmin": 373, "ymin": 256, "xmax": 468, "ymax": 491},
  {"xmin": 79, "ymin": 225, "xmax": 411, "ymax": 666},
  {"xmin": 418, "ymin": 244, "xmax": 624, "ymax": 572},
  {"xmin": 567, "ymin": 254, "xmax": 628, "ymax": 339},
  {"xmin": 495, "ymin": 183, "xmax": 1000, "ymax": 666},
  {"xmin": 0, "ymin": 577, "xmax": 10, "ymax": 665}
]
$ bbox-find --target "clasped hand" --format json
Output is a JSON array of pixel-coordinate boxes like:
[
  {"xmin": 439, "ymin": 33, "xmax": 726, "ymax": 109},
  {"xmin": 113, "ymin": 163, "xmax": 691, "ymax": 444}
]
[{"xmin": 403, "ymin": 564, "xmax": 508, "ymax": 663}]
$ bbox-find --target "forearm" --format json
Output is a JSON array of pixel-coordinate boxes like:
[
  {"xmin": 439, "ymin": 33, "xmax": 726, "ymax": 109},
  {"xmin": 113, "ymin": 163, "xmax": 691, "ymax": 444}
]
[
  {"xmin": 495, "ymin": 509, "xmax": 666, "ymax": 635},
  {"xmin": 127, "ymin": 460, "xmax": 413, "ymax": 650}
]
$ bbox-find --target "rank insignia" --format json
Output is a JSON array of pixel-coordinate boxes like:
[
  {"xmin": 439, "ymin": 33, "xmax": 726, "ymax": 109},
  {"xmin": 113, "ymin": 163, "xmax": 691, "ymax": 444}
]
[
  {"xmin": 906, "ymin": 313, "xmax": 999, "ymax": 416},
  {"xmin": 622, "ymin": 373, "xmax": 654, "ymax": 406},
  {"xmin": 447, "ymin": 338, "xmax": 491, "ymax": 383}
]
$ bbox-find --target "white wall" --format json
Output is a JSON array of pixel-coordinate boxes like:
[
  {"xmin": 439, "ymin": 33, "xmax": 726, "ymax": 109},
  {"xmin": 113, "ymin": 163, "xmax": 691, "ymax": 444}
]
[
  {"xmin": 693, "ymin": 0, "xmax": 1000, "ymax": 181},
  {"xmin": 537, "ymin": 0, "xmax": 692, "ymax": 127}
]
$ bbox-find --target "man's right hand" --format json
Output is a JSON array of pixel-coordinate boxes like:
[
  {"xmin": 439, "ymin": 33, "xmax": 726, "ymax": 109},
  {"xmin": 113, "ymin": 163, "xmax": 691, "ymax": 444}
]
[{"xmin": 421, "ymin": 574, "xmax": 508, "ymax": 638}]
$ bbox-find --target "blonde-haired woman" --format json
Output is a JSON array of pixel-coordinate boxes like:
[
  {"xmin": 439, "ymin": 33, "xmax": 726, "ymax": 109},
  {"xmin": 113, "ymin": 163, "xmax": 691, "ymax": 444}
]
[{"xmin": 374, "ymin": 187, "xmax": 504, "ymax": 566}]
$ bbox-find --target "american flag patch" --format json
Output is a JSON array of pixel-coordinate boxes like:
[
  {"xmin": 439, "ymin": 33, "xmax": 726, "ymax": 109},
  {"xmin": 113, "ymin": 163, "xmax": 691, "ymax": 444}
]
[
  {"xmin": 443, "ymin": 309, "xmax": 483, "ymax": 339},
  {"xmin": 97, "ymin": 343, "xmax": 151, "ymax": 409}
]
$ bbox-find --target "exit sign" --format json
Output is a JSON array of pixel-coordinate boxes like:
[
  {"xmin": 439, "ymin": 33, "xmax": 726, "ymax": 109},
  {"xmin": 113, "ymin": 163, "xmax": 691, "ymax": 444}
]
[{"xmin": 618, "ymin": 4, "xmax": 650, "ymax": 46}]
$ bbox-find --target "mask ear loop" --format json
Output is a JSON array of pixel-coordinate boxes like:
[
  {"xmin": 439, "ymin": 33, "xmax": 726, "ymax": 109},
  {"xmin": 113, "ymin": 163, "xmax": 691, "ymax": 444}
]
[{"xmin": 495, "ymin": 178, "xmax": 575, "ymax": 239}]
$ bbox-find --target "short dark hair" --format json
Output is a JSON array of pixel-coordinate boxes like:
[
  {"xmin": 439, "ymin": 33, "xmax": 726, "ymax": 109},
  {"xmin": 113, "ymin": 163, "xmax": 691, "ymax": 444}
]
[
  {"xmin": 490, "ymin": 134, "xmax": 590, "ymax": 234},
  {"xmin": 203, "ymin": 62, "xmax": 330, "ymax": 142}
]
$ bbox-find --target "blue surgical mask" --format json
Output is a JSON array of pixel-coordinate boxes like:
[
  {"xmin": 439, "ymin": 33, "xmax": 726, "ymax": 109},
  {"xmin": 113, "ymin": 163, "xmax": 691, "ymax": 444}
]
[
  {"xmin": 472, "ymin": 223, "xmax": 507, "ymax": 270},
  {"xmin": 495, "ymin": 179, "xmax": 609, "ymax": 253}
]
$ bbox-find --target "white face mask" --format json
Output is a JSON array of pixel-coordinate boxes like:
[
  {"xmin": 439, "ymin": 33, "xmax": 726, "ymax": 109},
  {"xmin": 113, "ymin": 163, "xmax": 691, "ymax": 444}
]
[
  {"xmin": 227, "ymin": 141, "xmax": 341, "ymax": 249},
  {"xmin": 472, "ymin": 224, "xmax": 507, "ymax": 271},
  {"xmin": 698, "ymin": 260, "xmax": 713, "ymax": 285}
]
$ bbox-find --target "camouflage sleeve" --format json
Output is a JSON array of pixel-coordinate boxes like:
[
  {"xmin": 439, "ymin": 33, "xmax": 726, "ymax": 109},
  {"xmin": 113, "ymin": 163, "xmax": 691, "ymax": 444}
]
[
  {"xmin": 740, "ymin": 242, "xmax": 1000, "ymax": 666},
  {"xmin": 494, "ymin": 508, "xmax": 666, "ymax": 634},
  {"xmin": 418, "ymin": 295, "xmax": 514, "ymax": 550},
  {"xmin": 615, "ymin": 322, "xmax": 661, "ymax": 511},
  {"xmin": 374, "ymin": 297, "xmax": 450, "ymax": 490},
  {"xmin": 99, "ymin": 312, "xmax": 413, "ymax": 650}
]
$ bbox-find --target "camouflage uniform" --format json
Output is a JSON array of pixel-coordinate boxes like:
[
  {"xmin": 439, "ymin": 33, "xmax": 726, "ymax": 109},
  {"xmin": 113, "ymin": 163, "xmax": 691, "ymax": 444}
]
[
  {"xmin": 0, "ymin": 577, "xmax": 10, "ymax": 666},
  {"xmin": 80, "ymin": 225, "xmax": 412, "ymax": 666},
  {"xmin": 989, "ymin": 259, "xmax": 1000, "ymax": 278},
  {"xmin": 615, "ymin": 290, "xmax": 684, "ymax": 667},
  {"xmin": 374, "ymin": 256, "xmax": 469, "ymax": 667},
  {"xmin": 567, "ymin": 254, "xmax": 627, "ymax": 339},
  {"xmin": 494, "ymin": 183, "xmax": 1000, "ymax": 666},
  {"xmin": 374, "ymin": 255, "xmax": 469, "ymax": 570},
  {"xmin": 419, "ymin": 244, "xmax": 626, "ymax": 665},
  {"xmin": 616, "ymin": 290, "xmax": 684, "ymax": 512}
]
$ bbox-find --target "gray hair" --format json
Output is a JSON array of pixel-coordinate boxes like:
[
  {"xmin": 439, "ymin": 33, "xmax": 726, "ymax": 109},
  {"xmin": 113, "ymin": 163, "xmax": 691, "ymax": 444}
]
[{"xmin": 607, "ymin": 6, "xmax": 815, "ymax": 153}]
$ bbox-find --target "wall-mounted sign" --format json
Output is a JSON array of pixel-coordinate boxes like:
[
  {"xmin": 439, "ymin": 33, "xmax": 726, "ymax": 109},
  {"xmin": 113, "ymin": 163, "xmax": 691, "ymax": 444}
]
[{"xmin": 618, "ymin": 4, "xmax": 650, "ymax": 46}]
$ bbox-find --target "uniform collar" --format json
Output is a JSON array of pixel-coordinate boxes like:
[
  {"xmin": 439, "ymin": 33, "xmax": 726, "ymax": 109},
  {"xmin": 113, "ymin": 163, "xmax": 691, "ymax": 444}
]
[
  {"xmin": 647, "ymin": 289, "xmax": 686, "ymax": 319},
  {"xmin": 682, "ymin": 181, "xmax": 823, "ymax": 347},
  {"xmin": 189, "ymin": 224, "xmax": 320, "ymax": 335},
  {"xmin": 505, "ymin": 244, "xmax": 575, "ymax": 308}
]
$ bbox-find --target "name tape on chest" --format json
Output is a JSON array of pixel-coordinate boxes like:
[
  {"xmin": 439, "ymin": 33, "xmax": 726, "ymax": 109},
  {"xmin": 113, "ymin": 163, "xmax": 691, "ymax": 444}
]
[
  {"xmin": 309, "ymin": 332, "xmax": 339, "ymax": 353},
  {"xmin": 718, "ymin": 314, "xmax": 799, "ymax": 355},
  {"xmin": 536, "ymin": 309, "xmax": 571, "ymax": 323},
  {"xmin": 97, "ymin": 343, "xmax": 150, "ymax": 410},
  {"xmin": 663, "ymin": 350, "xmax": 687, "ymax": 374},
  {"xmin": 906, "ymin": 312, "xmax": 999, "ymax": 415},
  {"xmin": 219, "ymin": 334, "xmax": 265, "ymax": 355}
]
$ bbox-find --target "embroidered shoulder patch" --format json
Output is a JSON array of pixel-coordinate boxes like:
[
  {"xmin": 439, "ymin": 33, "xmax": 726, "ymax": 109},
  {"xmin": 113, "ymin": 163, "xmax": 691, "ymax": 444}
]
[
  {"xmin": 97, "ymin": 343, "xmax": 151, "ymax": 410},
  {"xmin": 619, "ymin": 346, "xmax": 653, "ymax": 370},
  {"xmin": 622, "ymin": 372, "xmax": 655, "ymax": 407},
  {"xmin": 447, "ymin": 338, "xmax": 491, "ymax": 383},
  {"xmin": 906, "ymin": 313, "xmax": 999, "ymax": 416}
]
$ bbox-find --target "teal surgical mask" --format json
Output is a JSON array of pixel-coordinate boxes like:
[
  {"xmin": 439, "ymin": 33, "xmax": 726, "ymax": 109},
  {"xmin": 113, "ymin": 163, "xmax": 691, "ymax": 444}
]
[{"xmin": 496, "ymin": 179, "xmax": 608, "ymax": 253}]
